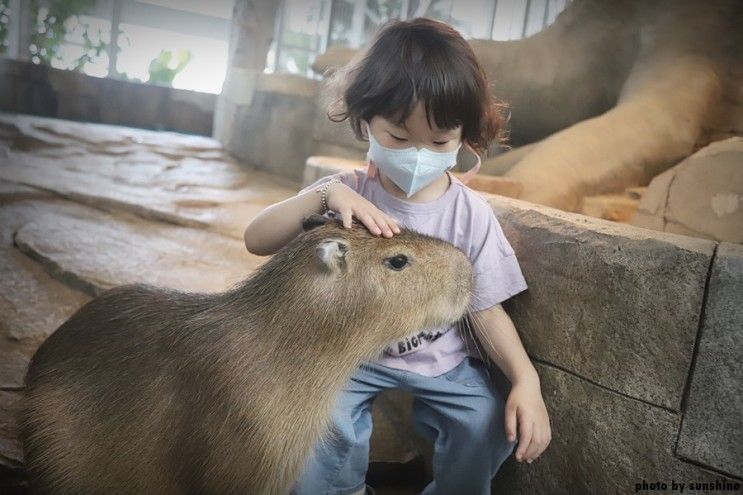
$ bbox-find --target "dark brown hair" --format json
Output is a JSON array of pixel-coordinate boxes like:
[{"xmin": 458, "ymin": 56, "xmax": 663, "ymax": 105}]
[{"xmin": 325, "ymin": 17, "xmax": 511, "ymax": 157}]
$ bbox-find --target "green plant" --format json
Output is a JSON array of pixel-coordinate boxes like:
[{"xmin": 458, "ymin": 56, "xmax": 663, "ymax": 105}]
[
  {"xmin": 146, "ymin": 49, "xmax": 192, "ymax": 86},
  {"xmin": 28, "ymin": 0, "xmax": 108, "ymax": 72}
]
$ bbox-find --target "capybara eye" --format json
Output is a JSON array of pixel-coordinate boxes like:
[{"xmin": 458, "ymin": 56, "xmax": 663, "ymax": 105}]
[{"xmin": 385, "ymin": 255, "xmax": 409, "ymax": 270}]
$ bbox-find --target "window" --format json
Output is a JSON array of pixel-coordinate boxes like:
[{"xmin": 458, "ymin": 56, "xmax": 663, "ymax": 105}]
[
  {"xmin": 28, "ymin": 0, "xmax": 113, "ymax": 77},
  {"xmin": 0, "ymin": 0, "xmax": 10, "ymax": 55},
  {"xmin": 268, "ymin": 0, "xmax": 573, "ymax": 78},
  {"xmin": 115, "ymin": 1, "xmax": 231, "ymax": 93},
  {"xmin": 2, "ymin": 0, "xmax": 231, "ymax": 94},
  {"xmin": 265, "ymin": 0, "xmax": 331, "ymax": 78}
]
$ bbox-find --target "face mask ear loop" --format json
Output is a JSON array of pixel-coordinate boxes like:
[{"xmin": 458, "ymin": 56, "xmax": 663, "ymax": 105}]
[
  {"xmin": 458, "ymin": 141, "xmax": 482, "ymax": 185},
  {"xmin": 367, "ymin": 159, "xmax": 378, "ymax": 179},
  {"xmin": 364, "ymin": 120, "xmax": 378, "ymax": 179}
]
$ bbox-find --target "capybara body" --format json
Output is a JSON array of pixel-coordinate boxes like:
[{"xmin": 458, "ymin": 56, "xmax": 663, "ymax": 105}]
[{"xmin": 20, "ymin": 213, "xmax": 474, "ymax": 495}]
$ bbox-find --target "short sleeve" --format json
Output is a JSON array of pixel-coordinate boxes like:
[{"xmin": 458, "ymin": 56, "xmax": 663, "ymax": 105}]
[
  {"xmin": 297, "ymin": 170, "xmax": 359, "ymax": 196},
  {"xmin": 467, "ymin": 206, "xmax": 528, "ymax": 313}
]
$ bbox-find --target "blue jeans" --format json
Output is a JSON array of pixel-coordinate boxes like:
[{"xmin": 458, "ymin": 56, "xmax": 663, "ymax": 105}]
[{"xmin": 290, "ymin": 357, "xmax": 516, "ymax": 495}]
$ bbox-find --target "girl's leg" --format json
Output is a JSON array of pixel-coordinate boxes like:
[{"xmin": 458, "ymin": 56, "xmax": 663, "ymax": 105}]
[
  {"xmin": 407, "ymin": 357, "xmax": 515, "ymax": 495},
  {"xmin": 291, "ymin": 362, "xmax": 400, "ymax": 495}
]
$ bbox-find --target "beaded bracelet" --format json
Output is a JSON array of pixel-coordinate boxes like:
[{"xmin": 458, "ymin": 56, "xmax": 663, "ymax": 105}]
[{"xmin": 316, "ymin": 178, "xmax": 341, "ymax": 214}]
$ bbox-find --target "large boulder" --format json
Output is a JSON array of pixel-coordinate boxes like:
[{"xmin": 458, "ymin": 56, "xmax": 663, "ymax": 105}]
[{"xmin": 631, "ymin": 136, "xmax": 743, "ymax": 243}]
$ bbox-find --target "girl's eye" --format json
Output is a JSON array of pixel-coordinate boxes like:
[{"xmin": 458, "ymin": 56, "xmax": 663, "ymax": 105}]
[{"xmin": 389, "ymin": 134, "xmax": 449, "ymax": 146}]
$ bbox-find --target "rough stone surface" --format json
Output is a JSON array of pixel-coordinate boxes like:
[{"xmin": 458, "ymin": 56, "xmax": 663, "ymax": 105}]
[
  {"xmin": 217, "ymin": 75, "xmax": 319, "ymax": 183},
  {"xmin": 677, "ymin": 242, "xmax": 743, "ymax": 478},
  {"xmin": 0, "ymin": 390, "xmax": 23, "ymax": 469},
  {"xmin": 369, "ymin": 390, "xmax": 418, "ymax": 464},
  {"xmin": 11, "ymin": 200, "xmax": 261, "ymax": 296},
  {"xmin": 581, "ymin": 193, "xmax": 640, "ymax": 222},
  {"xmin": 0, "ymin": 352, "xmax": 28, "ymax": 391},
  {"xmin": 0, "ymin": 180, "xmax": 51, "ymax": 204},
  {"xmin": 0, "ymin": 201, "xmax": 91, "ymax": 348},
  {"xmin": 486, "ymin": 193, "xmax": 715, "ymax": 411},
  {"xmin": 0, "ymin": 113, "xmax": 300, "ymax": 240},
  {"xmin": 491, "ymin": 362, "xmax": 740, "ymax": 494},
  {"xmin": 632, "ymin": 137, "xmax": 743, "ymax": 243}
]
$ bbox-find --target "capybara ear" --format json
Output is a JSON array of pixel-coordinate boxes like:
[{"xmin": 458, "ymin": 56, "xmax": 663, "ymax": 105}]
[
  {"xmin": 315, "ymin": 238, "xmax": 348, "ymax": 273},
  {"xmin": 302, "ymin": 213, "xmax": 332, "ymax": 231}
]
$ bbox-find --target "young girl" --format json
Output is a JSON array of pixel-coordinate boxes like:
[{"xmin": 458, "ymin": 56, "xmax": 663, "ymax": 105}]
[{"xmin": 244, "ymin": 17, "xmax": 551, "ymax": 495}]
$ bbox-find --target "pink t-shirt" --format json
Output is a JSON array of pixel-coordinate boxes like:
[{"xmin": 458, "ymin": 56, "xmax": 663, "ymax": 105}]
[{"xmin": 298, "ymin": 168, "xmax": 528, "ymax": 377}]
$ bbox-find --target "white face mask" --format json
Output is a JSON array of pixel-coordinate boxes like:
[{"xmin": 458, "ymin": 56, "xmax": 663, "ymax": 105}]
[{"xmin": 364, "ymin": 120, "xmax": 480, "ymax": 197}]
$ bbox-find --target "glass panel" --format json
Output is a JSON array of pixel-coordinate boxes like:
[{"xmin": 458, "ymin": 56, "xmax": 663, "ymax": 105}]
[
  {"xmin": 0, "ymin": 0, "xmax": 9, "ymax": 55},
  {"xmin": 116, "ymin": 21, "xmax": 228, "ymax": 93},
  {"xmin": 408, "ymin": 0, "xmax": 495, "ymax": 39},
  {"xmin": 28, "ymin": 0, "xmax": 113, "ymax": 77},
  {"xmin": 277, "ymin": 46, "xmax": 315, "ymax": 77},
  {"xmin": 329, "ymin": 0, "xmax": 425, "ymax": 49},
  {"xmin": 523, "ymin": 0, "xmax": 548, "ymax": 37},
  {"xmin": 329, "ymin": 0, "xmax": 499, "ymax": 48},
  {"xmin": 546, "ymin": 0, "xmax": 567, "ymax": 25},
  {"xmin": 328, "ymin": 0, "xmax": 355, "ymax": 47},
  {"xmin": 491, "ymin": 0, "xmax": 528, "ymax": 40},
  {"xmin": 281, "ymin": 0, "xmax": 324, "ymax": 51},
  {"xmin": 363, "ymin": 0, "xmax": 406, "ymax": 38},
  {"xmin": 135, "ymin": 0, "xmax": 233, "ymax": 20}
]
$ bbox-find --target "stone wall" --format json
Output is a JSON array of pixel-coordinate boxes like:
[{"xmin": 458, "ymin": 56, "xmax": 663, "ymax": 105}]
[
  {"xmin": 0, "ymin": 58, "xmax": 215, "ymax": 136},
  {"xmin": 488, "ymin": 195, "xmax": 742, "ymax": 494},
  {"xmin": 214, "ymin": 70, "xmax": 319, "ymax": 183}
]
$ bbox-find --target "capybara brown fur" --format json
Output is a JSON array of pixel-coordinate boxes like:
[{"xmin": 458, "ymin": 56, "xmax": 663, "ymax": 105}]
[{"xmin": 20, "ymin": 213, "xmax": 474, "ymax": 495}]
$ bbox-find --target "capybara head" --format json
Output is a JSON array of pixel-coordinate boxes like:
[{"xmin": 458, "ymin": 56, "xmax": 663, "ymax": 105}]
[{"xmin": 244, "ymin": 212, "xmax": 473, "ymax": 349}]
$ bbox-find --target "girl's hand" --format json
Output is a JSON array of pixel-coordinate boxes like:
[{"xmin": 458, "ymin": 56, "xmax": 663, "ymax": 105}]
[
  {"xmin": 326, "ymin": 182, "xmax": 401, "ymax": 237},
  {"xmin": 504, "ymin": 376, "xmax": 552, "ymax": 464}
]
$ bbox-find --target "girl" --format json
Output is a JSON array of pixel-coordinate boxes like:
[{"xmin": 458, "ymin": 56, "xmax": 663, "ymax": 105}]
[{"xmin": 244, "ymin": 17, "xmax": 551, "ymax": 495}]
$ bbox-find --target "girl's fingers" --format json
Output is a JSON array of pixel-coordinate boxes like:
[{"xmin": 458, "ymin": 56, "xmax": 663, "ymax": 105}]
[
  {"xmin": 368, "ymin": 206, "xmax": 398, "ymax": 236},
  {"xmin": 373, "ymin": 215, "xmax": 399, "ymax": 237},
  {"xmin": 372, "ymin": 215, "xmax": 393, "ymax": 237},
  {"xmin": 356, "ymin": 211, "xmax": 382, "ymax": 235},
  {"xmin": 530, "ymin": 421, "xmax": 553, "ymax": 462},
  {"xmin": 385, "ymin": 214, "xmax": 401, "ymax": 233},
  {"xmin": 515, "ymin": 411, "xmax": 533, "ymax": 462},
  {"xmin": 340, "ymin": 208, "xmax": 353, "ymax": 229},
  {"xmin": 504, "ymin": 403, "xmax": 518, "ymax": 444},
  {"xmin": 524, "ymin": 423, "xmax": 541, "ymax": 462}
]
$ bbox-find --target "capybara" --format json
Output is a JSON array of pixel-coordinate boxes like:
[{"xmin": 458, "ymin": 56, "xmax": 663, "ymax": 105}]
[{"xmin": 20, "ymin": 213, "xmax": 474, "ymax": 495}]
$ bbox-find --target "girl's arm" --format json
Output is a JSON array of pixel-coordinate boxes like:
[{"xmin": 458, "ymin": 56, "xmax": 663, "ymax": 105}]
[
  {"xmin": 468, "ymin": 303, "xmax": 552, "ymax": 464},
  {"xmin": 244, "ymin": 180, "xmax": 401, "ymax": 256},
  {"xmin": 243, "ymin": 184, "xmax": 335, "ymax": 256}
]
